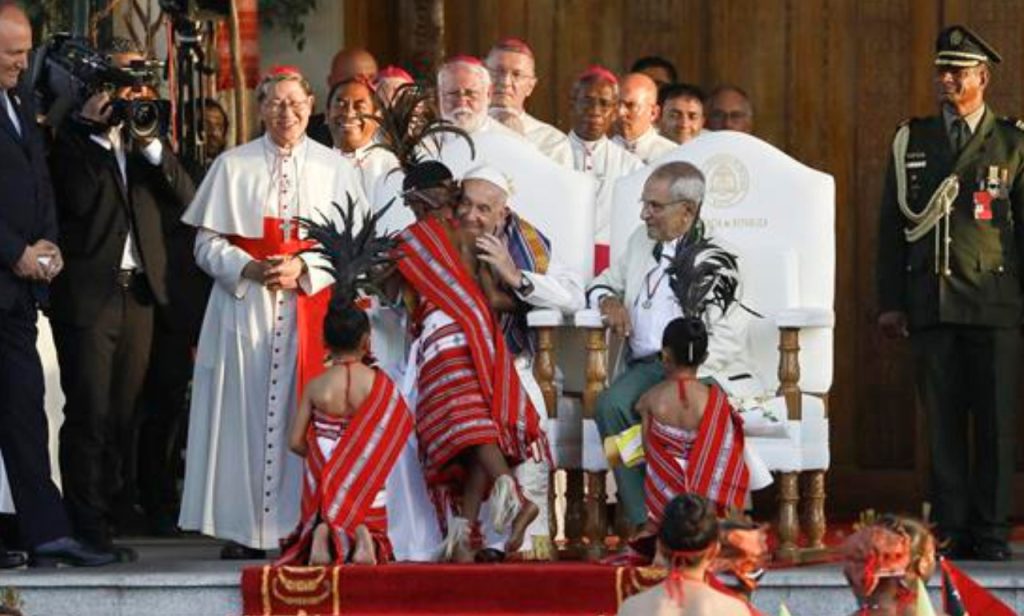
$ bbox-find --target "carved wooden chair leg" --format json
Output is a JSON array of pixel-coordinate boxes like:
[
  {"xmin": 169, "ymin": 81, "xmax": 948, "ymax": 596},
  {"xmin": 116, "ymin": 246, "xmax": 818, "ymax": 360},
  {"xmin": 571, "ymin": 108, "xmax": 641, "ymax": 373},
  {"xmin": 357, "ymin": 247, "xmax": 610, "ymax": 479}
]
[
  {"xmin": 776, "ymin": 471, "xmax": 800, "ymax": 561},
  {"xmin": 802, "ymin": 470, "xmax": 827, "ymax": 553},
  {"xmin": 578, "ymin": 327, "xmax": 608, "ymax": 558},
  {"xmin": 564, "ymin": 470, "xmax": 585, "ymax": 556},
  {"xmin": 584, "ymin": 470, "xmax": 607, "ymax": 559},
  {"xmin": 532, "ymin": 326, "xmax": 558, "ymax": 561}
]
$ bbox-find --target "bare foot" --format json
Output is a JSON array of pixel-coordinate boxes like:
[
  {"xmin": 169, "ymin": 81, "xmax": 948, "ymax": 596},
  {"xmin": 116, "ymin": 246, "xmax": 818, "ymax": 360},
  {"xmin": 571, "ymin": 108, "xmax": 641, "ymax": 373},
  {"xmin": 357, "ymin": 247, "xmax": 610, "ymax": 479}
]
[
  {"xmin": 504, "ymin": 498, "xmax": 539, "ymax": 553},
  {"xmin": 351, "ymin": 525, "xmax": 377, "ymax": 565},
  {"xmin": 309, "ymin": 523, "xmax": 331, "ymax": 566}
]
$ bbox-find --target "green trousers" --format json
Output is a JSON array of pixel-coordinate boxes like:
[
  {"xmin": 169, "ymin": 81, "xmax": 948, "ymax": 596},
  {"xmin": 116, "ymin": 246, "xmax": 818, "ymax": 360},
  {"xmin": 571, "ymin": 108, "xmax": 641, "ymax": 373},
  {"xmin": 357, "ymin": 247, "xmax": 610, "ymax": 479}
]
[
  {"xmin": 911, "ymin": 325, "xmax": 1020, "ymax": 547},
  {"xmin": 594, "ymin": 359, "xmax": 664, "ymax": 528}
]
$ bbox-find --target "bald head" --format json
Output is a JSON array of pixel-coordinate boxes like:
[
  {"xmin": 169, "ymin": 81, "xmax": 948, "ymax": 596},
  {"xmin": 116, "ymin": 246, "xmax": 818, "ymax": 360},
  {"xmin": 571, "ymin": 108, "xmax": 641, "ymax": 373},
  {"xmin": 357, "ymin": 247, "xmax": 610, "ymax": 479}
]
[
  {"xmin": 617, "ymin": 72, "xmax": 660, "ymax": 141},
  {"xmin": 0, "ymin": 2, "xmax": 31, "ymax": 91},
  {"xmin": 328, "ymin": 48, "xmax": 378, "ymax": 88}
]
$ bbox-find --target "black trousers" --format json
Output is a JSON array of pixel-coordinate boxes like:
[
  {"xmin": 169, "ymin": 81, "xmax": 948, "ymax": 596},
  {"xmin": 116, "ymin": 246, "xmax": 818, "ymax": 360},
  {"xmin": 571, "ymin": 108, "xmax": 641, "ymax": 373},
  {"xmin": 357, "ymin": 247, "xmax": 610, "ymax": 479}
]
[
  {"xmin": 136, "ymin": 316, "xmax": 195, "ymax": 518},
  {"xmin": 0, "ymin": 289, "xmax": 70, "ymax": 548},
  {"xmin": 52, "ymin": 277, "xmax": 153, "ymax": 546},
  {"xmin": 912, "ymin": 324, "xmax": 1020, "ymax": 546}
]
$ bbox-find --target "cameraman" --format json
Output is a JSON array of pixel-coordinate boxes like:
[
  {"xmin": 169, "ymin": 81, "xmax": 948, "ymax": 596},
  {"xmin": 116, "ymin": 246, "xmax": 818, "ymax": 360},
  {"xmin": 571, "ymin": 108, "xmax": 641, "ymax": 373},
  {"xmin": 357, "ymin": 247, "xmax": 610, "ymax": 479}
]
[{"xmin": 47, "ymin": 37, "xmax": 194, "ymax": 559}]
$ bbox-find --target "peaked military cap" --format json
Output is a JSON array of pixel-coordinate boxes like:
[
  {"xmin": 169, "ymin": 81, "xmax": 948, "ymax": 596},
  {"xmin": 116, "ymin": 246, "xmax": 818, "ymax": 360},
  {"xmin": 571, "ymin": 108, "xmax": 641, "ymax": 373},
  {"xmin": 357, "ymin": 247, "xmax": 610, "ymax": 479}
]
[{"xmin": 935, "ymin": 25, "xmax": 1002, "ymax": 67}]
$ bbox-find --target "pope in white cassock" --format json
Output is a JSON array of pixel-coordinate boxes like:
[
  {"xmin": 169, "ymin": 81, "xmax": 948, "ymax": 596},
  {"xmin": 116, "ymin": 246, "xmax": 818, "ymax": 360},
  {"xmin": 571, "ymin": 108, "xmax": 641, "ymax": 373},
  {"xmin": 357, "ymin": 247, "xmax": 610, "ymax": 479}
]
[{"xmin": 178, "ymin": 67, "xmax": 368, "ymax": 558}]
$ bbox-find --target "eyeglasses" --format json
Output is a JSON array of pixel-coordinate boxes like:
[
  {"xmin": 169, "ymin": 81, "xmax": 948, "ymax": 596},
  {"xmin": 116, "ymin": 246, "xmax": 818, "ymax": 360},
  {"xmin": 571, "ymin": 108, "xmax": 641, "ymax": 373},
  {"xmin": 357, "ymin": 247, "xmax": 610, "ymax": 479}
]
[
  {"xmin": 264, "ymin": 98, "xmax": 311, "ymax": 114},
  {"xmin": 639, "ymin": 197, "xmax": 697, "ymax": 213},
  {"xmin": 708, "ymin": 109, "xmax": 750, "ymax": 123}
]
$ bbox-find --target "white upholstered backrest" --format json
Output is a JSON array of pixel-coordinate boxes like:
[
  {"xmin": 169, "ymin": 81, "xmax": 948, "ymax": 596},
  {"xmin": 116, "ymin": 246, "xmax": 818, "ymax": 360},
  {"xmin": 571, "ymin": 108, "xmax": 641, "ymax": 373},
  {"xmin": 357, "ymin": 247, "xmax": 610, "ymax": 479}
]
[
  {"xmin": 610, "ymin": 131, "xmax": 835, "ymax": 393},
  {"xmin": 437, "ymin": 131, "xmax": 598, "ymax": 286}
]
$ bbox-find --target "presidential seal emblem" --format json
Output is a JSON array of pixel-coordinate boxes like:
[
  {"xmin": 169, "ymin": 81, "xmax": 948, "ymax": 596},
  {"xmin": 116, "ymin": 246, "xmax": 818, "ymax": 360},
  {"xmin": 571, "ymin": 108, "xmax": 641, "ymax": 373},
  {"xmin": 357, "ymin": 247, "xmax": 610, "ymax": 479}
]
[{"xmin": 703, "ymin": 153, "xmax": 750, "ymax": 209}]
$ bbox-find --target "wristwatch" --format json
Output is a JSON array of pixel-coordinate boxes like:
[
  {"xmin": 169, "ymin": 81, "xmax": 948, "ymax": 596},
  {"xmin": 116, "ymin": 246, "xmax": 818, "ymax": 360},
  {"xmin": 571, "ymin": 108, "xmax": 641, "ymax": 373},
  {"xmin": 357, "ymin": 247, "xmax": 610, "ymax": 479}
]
[{"xmin": 516, "ymin": 273, "xmax": 534, "ymax": 296}]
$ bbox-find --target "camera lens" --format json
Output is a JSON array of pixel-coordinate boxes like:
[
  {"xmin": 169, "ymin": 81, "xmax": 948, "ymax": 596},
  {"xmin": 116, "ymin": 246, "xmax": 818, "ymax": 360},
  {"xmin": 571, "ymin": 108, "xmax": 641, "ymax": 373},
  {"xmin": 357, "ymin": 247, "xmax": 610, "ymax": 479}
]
[{"xmin": 129, "ymin": 100, "xmax": 159, "ymax": 140}]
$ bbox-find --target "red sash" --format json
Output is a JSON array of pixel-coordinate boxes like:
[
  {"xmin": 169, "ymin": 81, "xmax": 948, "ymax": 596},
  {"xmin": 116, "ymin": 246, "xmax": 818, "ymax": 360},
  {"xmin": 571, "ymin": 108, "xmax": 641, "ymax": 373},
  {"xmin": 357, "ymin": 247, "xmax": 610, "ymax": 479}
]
[
  {"xmin": 227, "ymin": 217, "xmax": 329, "ymax": 401},
  {"xmin": 277, "ymin": 370, "xmax": 412, "ymax": 565},
  {"xmin": 397, "ymin": 218, "xmax": 543, "ymax": 463},
  {"xmin": 644, "ymin": 385, "xmax": 749, "ymax": 523}
]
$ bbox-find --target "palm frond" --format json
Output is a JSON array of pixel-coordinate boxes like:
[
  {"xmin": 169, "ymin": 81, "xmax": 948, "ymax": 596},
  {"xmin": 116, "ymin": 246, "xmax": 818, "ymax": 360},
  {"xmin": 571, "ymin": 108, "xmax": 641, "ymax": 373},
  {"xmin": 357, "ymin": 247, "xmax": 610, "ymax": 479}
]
[{"xmin": 295, "ymin": 193, "xmax": 400, "ymax": 310}]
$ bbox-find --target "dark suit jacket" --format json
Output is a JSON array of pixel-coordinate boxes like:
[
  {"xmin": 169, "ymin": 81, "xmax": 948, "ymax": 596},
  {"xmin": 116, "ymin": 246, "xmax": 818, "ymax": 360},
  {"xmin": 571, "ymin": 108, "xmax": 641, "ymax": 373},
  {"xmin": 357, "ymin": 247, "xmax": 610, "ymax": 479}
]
[
  {"xmin": 48, "ymin": 122, "xmax": 195, "ymax": 326},
  {"xmin": 877, "ymin": 108, "xmax": 1024, "ymax": 329},
  {"xmin": 0, "ymin": 85, "xmax": 58, "ymax": 310}
]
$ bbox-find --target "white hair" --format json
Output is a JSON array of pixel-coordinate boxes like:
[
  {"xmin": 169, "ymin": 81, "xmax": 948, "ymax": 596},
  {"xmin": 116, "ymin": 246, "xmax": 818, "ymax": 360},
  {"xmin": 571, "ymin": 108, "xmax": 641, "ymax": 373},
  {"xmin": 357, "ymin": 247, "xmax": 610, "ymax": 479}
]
[{"xmin": 437, "ymin": 60, "xmax": 492, "ymax": 91}]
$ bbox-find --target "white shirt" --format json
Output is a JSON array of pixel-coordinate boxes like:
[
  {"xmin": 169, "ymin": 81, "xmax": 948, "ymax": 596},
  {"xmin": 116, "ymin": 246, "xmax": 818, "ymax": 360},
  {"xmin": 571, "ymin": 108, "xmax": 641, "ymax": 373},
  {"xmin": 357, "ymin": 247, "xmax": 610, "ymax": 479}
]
[
  {"xmin": 89, "ymin": 130, "xmax": 164, "ymax": 271},
  {"xmin": 1, "ymin": 90, "xmax": 21, "ymax": 136},
  {"xmin": 519, "ymin": 111, "xmax": 573, "ymax": 167},
  {"xmin": 568, "ymin": 131, "xmax": 643, "ymax": 245},
  {"xmin": 612, "ymin": 127, "xmax": 677, "ymax": 164},
  {"xmin": 337, "ymin": 138, "xmax": 414, "ymax": 234},
  {"xmin": 624, "ymin": 237, "xmax": 680, "ymax": 358}
]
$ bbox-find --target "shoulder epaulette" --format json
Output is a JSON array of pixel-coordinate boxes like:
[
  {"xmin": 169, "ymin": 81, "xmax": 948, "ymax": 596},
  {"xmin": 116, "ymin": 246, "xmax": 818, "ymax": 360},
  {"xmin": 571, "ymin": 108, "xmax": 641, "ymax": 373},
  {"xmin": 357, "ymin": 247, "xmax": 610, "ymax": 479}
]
[{"xmin": 1000, "ymin": 116, "xmax": 1024, "ymax": 132}]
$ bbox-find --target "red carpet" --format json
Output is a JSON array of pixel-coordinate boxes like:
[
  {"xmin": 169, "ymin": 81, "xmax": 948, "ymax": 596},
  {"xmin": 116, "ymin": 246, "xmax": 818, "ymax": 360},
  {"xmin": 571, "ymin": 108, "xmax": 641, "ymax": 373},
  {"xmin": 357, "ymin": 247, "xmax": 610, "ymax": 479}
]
[{"xmin": 241, "ymin": 563, "xmax": 649, "ymax": 615}]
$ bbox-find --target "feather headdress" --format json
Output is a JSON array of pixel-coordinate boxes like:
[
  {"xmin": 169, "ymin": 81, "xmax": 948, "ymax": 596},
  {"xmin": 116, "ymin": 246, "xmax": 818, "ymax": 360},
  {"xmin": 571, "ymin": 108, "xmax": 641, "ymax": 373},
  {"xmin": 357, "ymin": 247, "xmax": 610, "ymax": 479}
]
[
  {"xmin": 667, "ymin": 227, "xmax": 742, "ymax": 321},
  {"xmin": 296, "ymin": 193, "xmax": 400, "ymax": 311},
  {"xmin": 368, "ymin": 82, "xmax": 475, "ymax": 175}
]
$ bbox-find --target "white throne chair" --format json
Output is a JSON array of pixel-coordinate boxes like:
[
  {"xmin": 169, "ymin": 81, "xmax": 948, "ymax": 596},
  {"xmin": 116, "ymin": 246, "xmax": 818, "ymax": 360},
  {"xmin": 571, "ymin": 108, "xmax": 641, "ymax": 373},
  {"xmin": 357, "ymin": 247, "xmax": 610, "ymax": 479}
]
[
  {"xmin": 437, "ymin": 131, "xmax": 599, "ymax": 556},
  {"xmin": 579, "ymin": 130, "xmax": 835, "ymax": 559}
]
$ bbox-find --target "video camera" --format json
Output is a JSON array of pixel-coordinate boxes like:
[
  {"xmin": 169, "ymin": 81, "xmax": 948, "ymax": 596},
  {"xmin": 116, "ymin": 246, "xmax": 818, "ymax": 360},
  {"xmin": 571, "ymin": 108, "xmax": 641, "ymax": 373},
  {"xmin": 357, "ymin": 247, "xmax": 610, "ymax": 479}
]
[{"xmin": 29, "ymin": 34, "xmax": 171, "ymax": 141}]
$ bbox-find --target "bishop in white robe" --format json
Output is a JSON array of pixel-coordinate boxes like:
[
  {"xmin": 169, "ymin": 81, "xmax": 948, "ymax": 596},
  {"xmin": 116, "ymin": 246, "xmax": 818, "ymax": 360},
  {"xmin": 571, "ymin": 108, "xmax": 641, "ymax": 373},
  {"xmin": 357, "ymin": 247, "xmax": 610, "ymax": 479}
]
[{"xmin": 178, "ymin": 69, "xmax": 367, "ymax": 551}]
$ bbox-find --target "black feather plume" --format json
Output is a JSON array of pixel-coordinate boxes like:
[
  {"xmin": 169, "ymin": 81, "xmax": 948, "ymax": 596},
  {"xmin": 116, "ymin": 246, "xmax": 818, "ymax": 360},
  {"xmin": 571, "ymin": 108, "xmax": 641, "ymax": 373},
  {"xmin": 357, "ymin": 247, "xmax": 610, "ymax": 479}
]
[
  {"xmin": 295, "ymin": 193, "xmax": 400, "ymax": 311},
  {"xmin": 667, "ymin": 236, "xmax": 742, "ymax": 321},
  {"xmin": 367, "ymin": 82, "xmax": 476, "ymax": 172}
]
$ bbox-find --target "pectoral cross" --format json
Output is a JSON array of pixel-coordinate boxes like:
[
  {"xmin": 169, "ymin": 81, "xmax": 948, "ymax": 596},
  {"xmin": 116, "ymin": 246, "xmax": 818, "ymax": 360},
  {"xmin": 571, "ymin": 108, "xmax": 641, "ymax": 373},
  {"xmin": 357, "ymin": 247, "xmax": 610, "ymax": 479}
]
[{"xmin": 279, "ymin": 217, "xmax": 295, "ymax": 241}]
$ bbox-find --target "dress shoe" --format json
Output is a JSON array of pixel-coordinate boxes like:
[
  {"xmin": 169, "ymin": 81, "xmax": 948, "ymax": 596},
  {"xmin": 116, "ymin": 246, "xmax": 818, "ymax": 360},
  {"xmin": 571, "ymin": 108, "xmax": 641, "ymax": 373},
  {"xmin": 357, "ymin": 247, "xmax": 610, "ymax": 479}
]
[
  {"xmin": 973, "ymin": 541, "xmax": 1013, "ymax": 561},
  {"xmin": 29, "ymin": 537, "xmax": 117, "ymax": 567},
  {"xmin": 0, "ymin": 548, "xmax": 27, "ymax": 569},
  {"xmin": 220, "ymin": 541, "xmax": 266, "ymax": 560},
  {"xmin": 474, "ymin": 547, "xmax": 506, "ymax": 563}
]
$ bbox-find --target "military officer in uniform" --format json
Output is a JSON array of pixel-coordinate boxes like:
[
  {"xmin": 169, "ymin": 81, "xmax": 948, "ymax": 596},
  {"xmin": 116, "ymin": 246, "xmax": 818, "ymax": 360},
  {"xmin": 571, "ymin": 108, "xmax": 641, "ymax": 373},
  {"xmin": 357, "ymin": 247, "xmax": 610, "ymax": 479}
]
[{"xmin": 877, "ymin": 25, "xmax": 1024, "ymax": 561}]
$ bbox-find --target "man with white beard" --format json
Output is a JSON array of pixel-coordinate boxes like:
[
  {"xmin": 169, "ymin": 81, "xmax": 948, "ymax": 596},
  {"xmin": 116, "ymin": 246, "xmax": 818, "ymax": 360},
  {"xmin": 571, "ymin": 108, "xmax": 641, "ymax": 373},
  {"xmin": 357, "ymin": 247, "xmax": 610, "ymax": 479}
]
[
  {"xmin": 437, "ymin": 56, "xmax": 524, "ymax": 139},
  {"xmin": 484, "ymin": 38, "xmax": 572, "ymax": 167}
]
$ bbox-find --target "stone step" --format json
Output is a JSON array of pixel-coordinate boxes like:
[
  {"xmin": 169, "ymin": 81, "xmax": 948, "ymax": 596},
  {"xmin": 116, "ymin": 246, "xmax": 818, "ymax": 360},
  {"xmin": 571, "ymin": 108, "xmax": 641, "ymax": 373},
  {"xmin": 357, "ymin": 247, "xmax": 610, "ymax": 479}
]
[{"xmin": 0, "ymin": 539, "xmax": 1021, "ymax": 616}]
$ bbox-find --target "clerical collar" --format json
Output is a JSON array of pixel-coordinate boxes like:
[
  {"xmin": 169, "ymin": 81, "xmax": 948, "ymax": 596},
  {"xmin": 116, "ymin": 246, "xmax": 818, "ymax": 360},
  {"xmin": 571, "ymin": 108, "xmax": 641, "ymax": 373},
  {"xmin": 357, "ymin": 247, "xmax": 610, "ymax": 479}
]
[
  {"xmin": 943, "ymin": 104, "xmax": 986, "ymax": 134},
  {"xmin": 263, "ymin": 133, "xmax": 307, "ymax": 157},
  {"xmin": 569, "ymin": 131, "xmax": 606, "ymax": 149}
]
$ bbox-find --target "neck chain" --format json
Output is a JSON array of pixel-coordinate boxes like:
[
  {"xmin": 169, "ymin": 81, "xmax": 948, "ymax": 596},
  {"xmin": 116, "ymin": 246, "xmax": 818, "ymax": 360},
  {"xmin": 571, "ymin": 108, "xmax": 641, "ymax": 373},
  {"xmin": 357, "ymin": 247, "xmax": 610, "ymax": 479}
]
[
  {"xmin": 263, "ymin": 135, "xmax": 306, "ymax": 238},
  {"xmin": 639, "ymin": 259, "xmax": 670, "ymax": 310}
]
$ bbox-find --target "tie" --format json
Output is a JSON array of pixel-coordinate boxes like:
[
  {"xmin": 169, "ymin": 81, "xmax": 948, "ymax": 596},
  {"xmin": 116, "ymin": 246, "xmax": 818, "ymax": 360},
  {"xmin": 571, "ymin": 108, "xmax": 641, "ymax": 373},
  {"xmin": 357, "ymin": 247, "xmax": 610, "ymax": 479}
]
[
  {"xmin": 652, "ymin": 242, "xmax": 664, "ymax": 261},
  {"xmin": 950, "ymin": 117, "xmax": 968, "ymax": 154},
  {"xmin": 0, "ymin": 91, "xmax": 21, "ymax": 140}
]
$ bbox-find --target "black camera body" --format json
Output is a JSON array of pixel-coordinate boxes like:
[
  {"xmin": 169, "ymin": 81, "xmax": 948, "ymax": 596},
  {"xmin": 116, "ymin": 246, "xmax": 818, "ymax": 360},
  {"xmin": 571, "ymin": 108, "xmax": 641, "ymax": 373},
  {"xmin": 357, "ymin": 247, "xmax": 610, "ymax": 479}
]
[{"xmin": 29, "ymin": 34, "xmax": 171, "ymax": 140}]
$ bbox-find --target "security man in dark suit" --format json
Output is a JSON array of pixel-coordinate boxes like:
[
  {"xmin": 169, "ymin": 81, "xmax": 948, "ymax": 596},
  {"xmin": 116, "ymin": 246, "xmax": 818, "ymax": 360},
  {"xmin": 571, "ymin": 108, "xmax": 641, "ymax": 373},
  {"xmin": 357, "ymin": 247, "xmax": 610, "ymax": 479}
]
[
  {"xmin": 877, "ymin": 25, "xmax": 1024, "ymax": 561},
  {"xmin": 48, "ymin": 38, "xmax": 194, "ymax": 557},
  {"xmin": 0, "ymin": 1, "xmax": 115, "ymax": 568}
]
